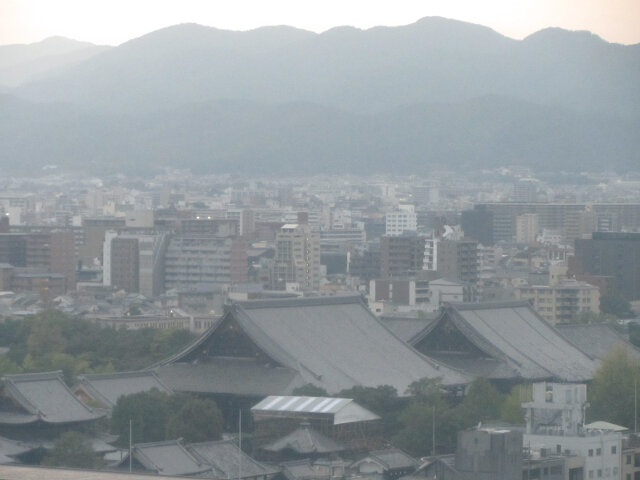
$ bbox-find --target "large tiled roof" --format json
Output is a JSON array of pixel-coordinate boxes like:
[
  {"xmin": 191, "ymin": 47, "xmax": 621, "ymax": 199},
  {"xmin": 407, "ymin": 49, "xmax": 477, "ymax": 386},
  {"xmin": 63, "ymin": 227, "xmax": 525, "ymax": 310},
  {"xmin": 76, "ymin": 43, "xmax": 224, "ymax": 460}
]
[
  {"xmin": 413, "ymin": 302, "xmax": 598, "ymax": 382},
  {"xmin": 555, "ymin": 323, "xmax": 640, "ymax": 362},
  {"xmin": 120, "ymin": 439, "xmax": 278, "ymax": 479},
  {"xmin": 159, "ymin": 296, "xmax": 469, "ymax": 394},
  {"xmin": 261, "ymin": 423, "xmax": 345, "ymax": 454},
  {"xmin": 156, "ymin": 358, "xmax": 305, "ymax": 396},
  {"xmin": 189, "ymin": 439, "xmax": 280, "ymax": 478},
  {"xmin": 74, "ymin": 370, "xmax": 173, "ymax": 408},
  {"xmin": 1, "ymin": 371, "xmax": 104, "ymax": 425},
  {"xmin": 123, "ymin": 439, "xmax": 211, "ymax": 476}
]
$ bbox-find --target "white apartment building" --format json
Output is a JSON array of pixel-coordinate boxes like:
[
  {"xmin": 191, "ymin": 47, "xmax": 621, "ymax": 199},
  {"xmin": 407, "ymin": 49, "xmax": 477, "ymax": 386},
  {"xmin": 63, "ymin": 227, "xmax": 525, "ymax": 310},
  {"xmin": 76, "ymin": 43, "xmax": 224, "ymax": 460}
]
[
  {"xmin": 524, "ymin": 382, "xmax": 622, "ymax": 480},
  {"xmin": 385, "ymin": 204, "xmax": 417, "ymax": 236}
]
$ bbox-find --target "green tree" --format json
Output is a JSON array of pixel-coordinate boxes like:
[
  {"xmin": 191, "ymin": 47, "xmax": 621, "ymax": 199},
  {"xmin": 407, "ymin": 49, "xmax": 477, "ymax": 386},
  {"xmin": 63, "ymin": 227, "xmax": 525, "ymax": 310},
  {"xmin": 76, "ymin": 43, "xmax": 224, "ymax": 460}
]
[
  {"xmin": 393, "ymin": 398, "xmax": 461, "ymax": 456},
  {"xmin": 291, "ymin": 383, "xmax": 329, "ymax": 397},
  {"xmin": 500, "ymin": 384, "xmax": 531, "ymax": 424},
  {"xmin": 600, "ymin": 293, "xmax": 634, "ymax": 318},
  {"xmin": 589, "ymin": 345, "xmax": 640, "ymax": 429},
  {"xmin": 338, "ymin": 385, "xmax": 403, "ymax": 436},
  {"xmin": 111, "ymin": 389, "xmax": 174, "ymax": 446},
  {"xmin": 166, "ymin": 397, "xmax": 223, "ymax": 443},
  {"xmin": 458, "ymin": 378, "xmax": 504, "ymax": 425},
  {"xmin": 43, "ymin": 432, "xmax": 102, "ymax": 469}
]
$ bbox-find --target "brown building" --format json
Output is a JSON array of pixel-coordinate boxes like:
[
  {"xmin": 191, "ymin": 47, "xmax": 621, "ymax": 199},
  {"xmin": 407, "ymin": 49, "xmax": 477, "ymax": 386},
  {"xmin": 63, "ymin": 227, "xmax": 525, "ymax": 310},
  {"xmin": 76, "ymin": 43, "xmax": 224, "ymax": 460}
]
[
  {"xmin": 380, "ymin": 234, "xmax": 425, "ymax": 278},
  {"xmin": 436, "ymin": 239, "xmax": 478, "ymax": 284},
  {"xmin": 110, "ymin": 237, "xmax": 139, "ymax": 293}
]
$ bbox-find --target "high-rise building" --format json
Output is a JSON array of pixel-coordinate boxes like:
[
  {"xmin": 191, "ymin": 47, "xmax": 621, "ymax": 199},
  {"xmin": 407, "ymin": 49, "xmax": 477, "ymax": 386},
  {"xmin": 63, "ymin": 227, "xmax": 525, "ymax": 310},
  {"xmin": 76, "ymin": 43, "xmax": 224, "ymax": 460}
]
[
  {"xmin": 380, "ymin": 234, "xmax": 425, "ymax": 278},
  {"xmin": 516, "ymin": 213, "xmax": 539, "ymax": 245},
  {"xmin": 273, "ymin": 222, "xmax": 320, "ymax": 291},
  {"xmin": 164, "ymin": 235, "xmax": 248, "ymax": 291},
  {"xmin": 436, "ymin": 239, "xmax": 478, "ymax": 284},
  {"xmin": 385, "ymin": 205, "xmax": 417, "ymax": 236},
  {"xmin": 573, "ymin": 232, "xmax": 640, "ymax": 300},
  {"xmin": 104, "ymin": 231, "xmax": 168, "ymax": 298}
]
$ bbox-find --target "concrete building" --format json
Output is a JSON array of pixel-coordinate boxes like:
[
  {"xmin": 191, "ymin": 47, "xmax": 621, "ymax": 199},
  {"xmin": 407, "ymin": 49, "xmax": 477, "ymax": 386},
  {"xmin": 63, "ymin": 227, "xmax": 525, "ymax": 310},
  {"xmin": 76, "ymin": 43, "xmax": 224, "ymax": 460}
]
[
  {"xmin": 164, "ymin": 235, "xmax": 248, "ymax": 291},
  {"xmin": 385, "ymin": 205, "xmax": 417, "ymax": 236},
  {"xmin": 273, "ymin": 222, "xmax": 321, "ymax": 291},
  {"xmin": 462, "ymin": 203, "xmax": 640, "ymax": 245},
  {"xmin": 103, "ymin": 231, "xmax": 168, "ymax": 298},
  {"xmin": 436, "ymin": 239, "xmax": 478, "ymax": 285},
  {"xmin": 380, "ymin": 234, "xmax": 425, "ymax": 278},
  {"xmin": 524, "ymin": 382, "xmax": 622, "ymax": 480},
  {"xmin": 516, "ymin": 213, "xmax": 540, "ymax": 245},
  {"xmin": 573, "ymin": 232, "xmax": 640, "ymax": 300},
  {"xmin": 516, "ymin": 280, "xmax": 600, "ymax": 324}
]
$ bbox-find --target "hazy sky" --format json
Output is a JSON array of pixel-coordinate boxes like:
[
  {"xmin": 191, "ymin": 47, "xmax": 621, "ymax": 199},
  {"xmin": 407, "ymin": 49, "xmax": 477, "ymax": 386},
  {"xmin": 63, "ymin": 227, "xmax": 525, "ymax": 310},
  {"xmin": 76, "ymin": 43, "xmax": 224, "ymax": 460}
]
[{"xmin": 1, "ymin": 0, "xmax": 639, "ymax": 46}]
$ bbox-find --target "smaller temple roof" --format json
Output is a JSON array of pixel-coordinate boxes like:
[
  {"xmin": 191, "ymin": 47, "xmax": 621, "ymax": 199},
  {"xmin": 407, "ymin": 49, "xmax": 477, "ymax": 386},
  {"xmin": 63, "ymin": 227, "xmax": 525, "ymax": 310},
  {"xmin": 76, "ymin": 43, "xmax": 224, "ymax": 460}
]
[
  {"xmin": 189, "ymin": 439, "xmax": 280, "ymax": 478},
  {"xmin": 157, "ymin": 358, "xmax": 305, "ymax": 396},
  {"xmin": 120, "ymin": 439, "xmax": 211, "ymax": 477},
  {"xmin": 1, "ymin": 371, "xmax": 104, "ymax": 425},
  {"xmin": 262, "ymin": 423, "xmax": 345, "ymax": 454},
  {"xmin": 411, "ymin": 302, "xmax": 598, "ymax": 382},
  {"xmin": 252, "ymin": 396, "xmax": 380, "ymax": 425},
  {"xmin": 74, "ymin": 370, "xmax": 173, "ymax": 408},
  {"xmin": 555, "ymin": 323, "xmax": 640, "ymax": 362},
  {"xmin": 120, "ymin": 438, "xmax": 278, "ymax": 479},
  {"xmin": 352, "ymin": 449, "xmax": 418, "ymax": 471}
]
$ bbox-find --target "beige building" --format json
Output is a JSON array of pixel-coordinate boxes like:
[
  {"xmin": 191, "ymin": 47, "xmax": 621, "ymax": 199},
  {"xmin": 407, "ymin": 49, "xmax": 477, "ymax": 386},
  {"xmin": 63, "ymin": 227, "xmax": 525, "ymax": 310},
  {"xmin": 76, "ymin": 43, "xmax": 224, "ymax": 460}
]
[
  {"xmin": 516, "ymin": 279, "xmax": 600, "ymax": 324},
  {"xmin": 273, "ymin": 222, "xmax": 321, "ymax": 291},
  {"xmin": 516, "ymin": 213, "xmax": 539, "ymax": 245}
]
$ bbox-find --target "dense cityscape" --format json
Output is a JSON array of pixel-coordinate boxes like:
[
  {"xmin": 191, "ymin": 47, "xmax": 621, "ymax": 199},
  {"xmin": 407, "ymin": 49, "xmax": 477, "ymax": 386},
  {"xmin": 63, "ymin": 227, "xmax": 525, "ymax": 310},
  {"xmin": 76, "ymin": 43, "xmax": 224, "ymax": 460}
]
[
  {"xmin": 0, "ymin": 167, "xmax": 638, "ymax": 479},
  {"xmin": 1, "ymin": 2, "xmax": 639, "ymax": 479}
]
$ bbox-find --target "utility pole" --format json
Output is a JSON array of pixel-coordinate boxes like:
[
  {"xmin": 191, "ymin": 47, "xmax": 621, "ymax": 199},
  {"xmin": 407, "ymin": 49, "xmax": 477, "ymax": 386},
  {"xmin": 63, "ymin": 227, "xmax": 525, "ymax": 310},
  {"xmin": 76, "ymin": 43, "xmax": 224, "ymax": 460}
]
[
  {"xmin": 635, "ymin": 376, "xmax": 637, "ymax": 434},
  {"xmin": 238, "ymin": 409, "xmax": 242, "ymax": 480},
  {"xmin": 432, "ymin": 406, "xmax": 436, "ymax": 457},
  {"xmin": 129, "ymin": 419, "xmax": 133, "ymax": 473}
]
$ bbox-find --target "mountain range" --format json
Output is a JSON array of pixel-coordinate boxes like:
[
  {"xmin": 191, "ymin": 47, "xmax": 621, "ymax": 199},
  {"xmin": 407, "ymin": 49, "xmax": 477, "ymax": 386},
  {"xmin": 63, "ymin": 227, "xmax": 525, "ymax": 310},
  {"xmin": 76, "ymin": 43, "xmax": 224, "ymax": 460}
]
[{"xmin": 0, "ymin": 17, "xmax": 638, "ymax": 175}]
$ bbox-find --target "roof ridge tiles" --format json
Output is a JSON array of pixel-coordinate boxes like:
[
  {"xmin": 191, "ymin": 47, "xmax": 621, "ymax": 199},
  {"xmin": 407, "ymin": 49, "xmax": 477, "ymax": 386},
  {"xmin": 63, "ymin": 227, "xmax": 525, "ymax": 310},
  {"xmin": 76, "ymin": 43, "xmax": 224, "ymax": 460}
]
[{"xmin": 232, "ymin": 294, "xmax": 365, "ymax": 310}]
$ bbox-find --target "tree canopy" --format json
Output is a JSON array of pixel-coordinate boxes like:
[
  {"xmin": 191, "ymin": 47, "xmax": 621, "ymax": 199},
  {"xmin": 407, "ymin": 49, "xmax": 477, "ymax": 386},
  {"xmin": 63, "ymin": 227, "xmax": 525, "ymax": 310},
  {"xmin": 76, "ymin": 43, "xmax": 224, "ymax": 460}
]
[
  {"xmin": 0, "ymin": 310, "xmax": 195, "ymax": 383},
  {"xmin": 111, "ymin": 390, "xmax": 223, "ymax": 446},
  {"xmin": 589, "ymin": 345, "xmax": 640, "ymax": 429},
  {"xmin": 43, "ymin": 432, "xmax": 102, "ymax": 469}
]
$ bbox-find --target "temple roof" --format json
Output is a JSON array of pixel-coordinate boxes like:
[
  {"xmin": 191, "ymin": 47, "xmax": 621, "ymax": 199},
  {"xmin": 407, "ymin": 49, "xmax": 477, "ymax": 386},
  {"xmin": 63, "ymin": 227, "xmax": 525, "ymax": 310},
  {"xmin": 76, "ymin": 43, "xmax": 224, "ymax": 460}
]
[
  {"xmin": 119, "ymin": 439, "xmax": 278, "ymax": 478},
  {"xmin": 411, "ymin": 302, "xmax": 598, "ymax": 382},
  {"xmin": 0, "ymin": 371, "xmax": 104, "ymax": 425},
  {"xmin": 555, "ymin": 323, "xmax": 640, "ymax": 362},
  {"xmin": 157, "ymin": 296, "xmax": 470, "ymax": 395},
  {"xmin": 74, "ymin": 370, "xmax": 173, "ymax": 408},
  {"xmin": 261, "ymin": 423, "xmax": 345, "ymax": 454}
]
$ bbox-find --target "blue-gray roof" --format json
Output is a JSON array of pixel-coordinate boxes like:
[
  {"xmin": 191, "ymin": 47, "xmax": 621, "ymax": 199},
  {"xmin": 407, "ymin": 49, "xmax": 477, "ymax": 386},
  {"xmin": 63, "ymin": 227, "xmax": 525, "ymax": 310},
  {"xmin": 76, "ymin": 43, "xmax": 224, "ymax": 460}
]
[
  {"xmin": 413, "ymin": 302, "xmax": 598, "ymax": 382},
  {"xmin": 121, "ymin": 439, "xmax": 279, "ymax": 478},
  {"xmin": 555, "ymin": 323, "xmax": 640, "ymax": 362},
  {"xmin": 1, "ymin": 371, "xmax": 104, "ymax": 425},
  {"xmin": 74, "ymin": 370, "xmax": 173, "ymax": 408},
  {"xmin": 262, "ymin": 424, "xmax": 345, "ymax": 454},
  {"xmin": 159, "ymin": 296, "xmax": 469, "ymax": 394}
]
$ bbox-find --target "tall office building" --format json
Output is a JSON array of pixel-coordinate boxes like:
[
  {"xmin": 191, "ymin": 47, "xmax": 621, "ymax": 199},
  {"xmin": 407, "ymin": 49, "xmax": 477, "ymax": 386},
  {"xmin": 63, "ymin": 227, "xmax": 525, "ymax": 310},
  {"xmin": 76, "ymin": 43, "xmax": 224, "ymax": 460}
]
[
  {"xmin": 164, "ymin": 235, "xmax": 248, "ymax": 291},
  {"xmin": 436, "ymin": 239, "xmax": 478, "ymax": 284},
  {"xmin": 573, "ymin": 232, "xmax": 640, "ymax": 300},
  {"xmin": 273, "ymin": 221, "xmax": 320, "ymax": 291},
  {"xmin": 380, "ymin": 233, "xmax": 426, "ymax": 278}
]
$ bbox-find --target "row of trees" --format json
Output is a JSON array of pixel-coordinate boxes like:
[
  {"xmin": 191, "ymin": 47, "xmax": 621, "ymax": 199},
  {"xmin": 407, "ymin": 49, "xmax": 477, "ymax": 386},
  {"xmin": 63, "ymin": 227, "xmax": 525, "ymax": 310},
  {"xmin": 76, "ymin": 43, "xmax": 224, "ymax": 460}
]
[{"xmin": 0, "ymin": 310, "xmax": 195, "ymax": 383}]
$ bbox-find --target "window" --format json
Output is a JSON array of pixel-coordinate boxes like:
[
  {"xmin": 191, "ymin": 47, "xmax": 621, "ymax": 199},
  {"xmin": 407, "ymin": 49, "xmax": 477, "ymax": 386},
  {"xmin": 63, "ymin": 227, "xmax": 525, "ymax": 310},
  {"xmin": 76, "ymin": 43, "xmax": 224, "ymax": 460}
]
[
  {"xmin": 589, "ymin": 449, "xmax": 594, "ymax": 457},
  {"xmin": 612, "ymin": 446, "xmax": 617, "ymax": 454},
  {"xmin": 597, "ymin": 448, "xmax": 602, "ymax": 456}
]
